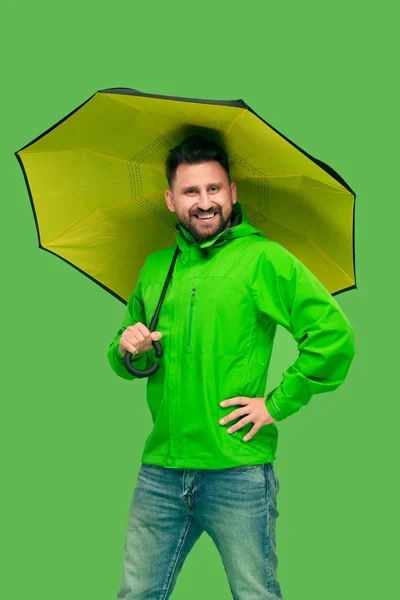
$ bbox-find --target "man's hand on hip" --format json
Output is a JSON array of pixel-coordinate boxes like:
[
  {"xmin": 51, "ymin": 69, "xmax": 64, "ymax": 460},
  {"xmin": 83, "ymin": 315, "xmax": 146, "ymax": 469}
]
[{"xmin": 219, "ymin": 396, "xmax": 277, "ymax": 442}]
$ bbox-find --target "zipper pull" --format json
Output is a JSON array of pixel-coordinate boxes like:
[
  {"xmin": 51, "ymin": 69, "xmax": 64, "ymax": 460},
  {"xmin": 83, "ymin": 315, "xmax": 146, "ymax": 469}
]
[{"xmin": 187, "ymin": 288, "xmax": 197, "ymax": 350}]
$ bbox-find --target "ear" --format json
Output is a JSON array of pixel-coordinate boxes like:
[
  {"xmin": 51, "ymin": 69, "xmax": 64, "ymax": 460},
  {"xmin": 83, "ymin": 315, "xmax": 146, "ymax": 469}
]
[
  {"xmin": 165, "ymin": 189, "xmax": 176, "ymax": 213},
  {"xmin": 230, "ymin": 181, "xmax": 237, "ymax": 204}
]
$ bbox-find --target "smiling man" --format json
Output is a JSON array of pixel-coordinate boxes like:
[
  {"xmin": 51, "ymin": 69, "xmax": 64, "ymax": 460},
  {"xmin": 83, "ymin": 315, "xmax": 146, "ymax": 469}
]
[
  {"xmin": 108, "ymin": 135, "xmax": 356, "ymax": 599},
  {"xmin": 165, "ymin": 158, "xmax": 237, "ymax": 241}
]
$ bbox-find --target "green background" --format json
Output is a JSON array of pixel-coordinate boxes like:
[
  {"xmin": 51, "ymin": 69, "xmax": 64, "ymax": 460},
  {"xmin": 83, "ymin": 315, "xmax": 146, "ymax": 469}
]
[{"xmin": 1, "ymin": 1, "xmax": 395, "ymax": 598}]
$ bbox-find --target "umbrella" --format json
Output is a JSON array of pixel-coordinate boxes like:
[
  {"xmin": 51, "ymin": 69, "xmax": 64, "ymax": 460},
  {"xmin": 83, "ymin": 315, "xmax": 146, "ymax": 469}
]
[{"xmin": 14, "ymin": 87, "xmax": 356, "ymax": 378}]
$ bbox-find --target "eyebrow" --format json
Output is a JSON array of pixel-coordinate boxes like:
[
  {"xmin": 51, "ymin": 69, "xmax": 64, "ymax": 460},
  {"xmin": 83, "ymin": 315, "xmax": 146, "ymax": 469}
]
[{"xmin": 181, "ymin": 181, "xmax": 224, "ymax": 192}]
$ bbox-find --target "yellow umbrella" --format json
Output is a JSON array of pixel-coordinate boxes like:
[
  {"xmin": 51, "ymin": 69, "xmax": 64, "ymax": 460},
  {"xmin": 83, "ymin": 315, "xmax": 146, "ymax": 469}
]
[{"xmin": 14, "ymin": 86, "xmax": 356, "ymax": 302}]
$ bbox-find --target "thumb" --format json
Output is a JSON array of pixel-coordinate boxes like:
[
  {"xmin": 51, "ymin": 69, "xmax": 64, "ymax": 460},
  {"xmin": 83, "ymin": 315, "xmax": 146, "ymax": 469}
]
[{"xmin": 151, "ymin": 331, "xmax": 162, "ymax": 340}]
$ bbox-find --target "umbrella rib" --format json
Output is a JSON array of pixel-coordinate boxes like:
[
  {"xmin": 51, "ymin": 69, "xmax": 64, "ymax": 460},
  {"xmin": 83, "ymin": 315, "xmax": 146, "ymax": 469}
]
[
  {"xmin": 219, "ymin": 112, "xmax": 348, "ymax": 193},
  {"xmin": 234, "ymin": 173, "xmax": 346, "ymax": 191},
  {"xmin": 93, "ymin": 234, "xmax": 135, "ymax": 280},
  {"xmin": 43, "ymin": 190, "xmax": 167, "ymax": 246},
  {"xmin": 28, "ymin": 147, "xmax": 165, "ymax": 172},
  {"xmin": 250, "ymin": 208, "xmax": 354, "ymax": 285},
  {"xmin": 167, "ymin": 229, "xmax": 179, "ymax": 248},
  {"xmin": 222, "ymin": 108, "xmax": 248, "ymax": 140},
  {"xmin": 28, "ymin": 148, "xmax": 128, "ymax": 162},
  {"xmin": 129, "ymin": 190, "xmax": 167, "ymax": 204},
  {"xmin": 107, "ymin": 94, "xmax": 176, "ymax": 143},
  {"xmin": 305, "ymin": 242, "xmax": 354, "ymax": 284}
]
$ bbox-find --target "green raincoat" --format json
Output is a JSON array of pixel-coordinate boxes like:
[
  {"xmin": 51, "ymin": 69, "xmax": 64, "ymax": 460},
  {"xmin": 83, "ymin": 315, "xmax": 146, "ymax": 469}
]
[{"xmin": 107, "ymin": 201, "xmax": 355, "ymax": 469}]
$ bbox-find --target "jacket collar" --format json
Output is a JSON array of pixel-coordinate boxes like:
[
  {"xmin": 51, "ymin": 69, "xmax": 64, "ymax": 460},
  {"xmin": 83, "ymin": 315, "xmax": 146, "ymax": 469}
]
[{"xmin": 175, "ymin": 201, "xmax": 264, "ymax": 255}]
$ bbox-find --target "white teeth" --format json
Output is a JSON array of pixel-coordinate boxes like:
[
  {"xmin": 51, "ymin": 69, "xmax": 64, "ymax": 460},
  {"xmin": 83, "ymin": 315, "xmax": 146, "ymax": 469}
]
[{"xmin": 197, "ymin": 212, "xmax": 216, "ymax": 219}]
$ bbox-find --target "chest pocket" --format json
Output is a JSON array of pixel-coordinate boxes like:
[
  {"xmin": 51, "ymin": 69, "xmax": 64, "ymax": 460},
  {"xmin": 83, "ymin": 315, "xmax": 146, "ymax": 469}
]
[{"xmin": 188, "ymin": 276, "xmax": 255, "ymax": 356}]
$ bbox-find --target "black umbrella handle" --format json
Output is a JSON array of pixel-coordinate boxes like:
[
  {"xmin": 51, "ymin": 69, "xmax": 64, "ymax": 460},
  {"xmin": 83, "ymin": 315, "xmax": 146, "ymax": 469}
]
[
  {"xmin": 123, "ymin": 337, "xmax": 163, "ymax": 378},
  {"xmin": 122, "ymin": 245, "xmax": 180, "ymax": 378},
  {"xmin": 123, "ymin": 312, "xmax": 163, "ymax": 377}
]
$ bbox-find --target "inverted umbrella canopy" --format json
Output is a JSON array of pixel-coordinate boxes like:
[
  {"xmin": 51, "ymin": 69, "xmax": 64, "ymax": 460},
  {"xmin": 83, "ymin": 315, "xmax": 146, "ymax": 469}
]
[{"xmin": 14, "ymin": 87, "xmax": 356, "ymax": 376}]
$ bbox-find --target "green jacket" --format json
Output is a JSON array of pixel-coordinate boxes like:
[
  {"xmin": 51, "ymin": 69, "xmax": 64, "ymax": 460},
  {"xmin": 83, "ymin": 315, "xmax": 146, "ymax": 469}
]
[{"xmin": 107, "ymin": 201, "xmax": 355, "ymax": 469}]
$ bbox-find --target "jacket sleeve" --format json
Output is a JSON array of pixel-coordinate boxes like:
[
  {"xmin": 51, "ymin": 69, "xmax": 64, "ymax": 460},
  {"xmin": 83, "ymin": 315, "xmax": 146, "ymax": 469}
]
[
  {"xmin": 107, "ymin": 262, "xmax": 152, "ymax": 381},
  {"xmin": 251, "ymin": 242, "xmax": 356, "ymax": 422}
]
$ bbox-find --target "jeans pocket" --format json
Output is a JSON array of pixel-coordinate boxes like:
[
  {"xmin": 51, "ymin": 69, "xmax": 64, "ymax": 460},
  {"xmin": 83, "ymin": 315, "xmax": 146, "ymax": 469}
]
[
  {"xmin": 270, "ymin": 461, "xmax": 280, "ymax": 494},
  {"xmin": 229, "ymin": 464, "xmax": 264, "ymax": 471},
  {"xmin": 264, "ymin": 463, "xmax": 280, "ymax": 520}
]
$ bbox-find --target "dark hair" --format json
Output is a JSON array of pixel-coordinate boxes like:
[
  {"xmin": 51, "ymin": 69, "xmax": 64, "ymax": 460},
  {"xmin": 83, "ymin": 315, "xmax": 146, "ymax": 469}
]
[{"xmin": 165, "ymin": 135, "xmax": 231, "ymax": 189}]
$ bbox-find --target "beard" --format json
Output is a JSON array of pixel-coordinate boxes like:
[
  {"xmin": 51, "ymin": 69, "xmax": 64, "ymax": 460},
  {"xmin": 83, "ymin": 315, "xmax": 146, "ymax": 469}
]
[{"xmin": 179, "ymin": 203, "xmax": 234, "ymax": 242}]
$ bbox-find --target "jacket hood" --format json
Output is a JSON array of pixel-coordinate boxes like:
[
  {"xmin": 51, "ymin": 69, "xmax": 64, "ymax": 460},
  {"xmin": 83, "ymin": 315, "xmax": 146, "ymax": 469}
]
[{"xmin": 174, "ymin": 201, "xmax": 265, "ymax": 261}]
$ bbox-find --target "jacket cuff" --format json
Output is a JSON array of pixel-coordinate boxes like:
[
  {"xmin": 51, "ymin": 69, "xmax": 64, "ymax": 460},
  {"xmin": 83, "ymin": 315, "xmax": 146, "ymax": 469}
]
[
  {"xmin": 265, "ymin": 390, "xmax": 286, "ymax": 422},
  {"xmin": 115, "ymin": 345, "xmax": 125, "ymax": 360}
]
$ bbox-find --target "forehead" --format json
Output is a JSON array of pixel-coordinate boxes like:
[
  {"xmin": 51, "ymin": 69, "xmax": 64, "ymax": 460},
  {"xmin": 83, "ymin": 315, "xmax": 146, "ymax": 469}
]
[{"xmin": 175, "ymin": 161, "xmax": 228, "ymax": 188}]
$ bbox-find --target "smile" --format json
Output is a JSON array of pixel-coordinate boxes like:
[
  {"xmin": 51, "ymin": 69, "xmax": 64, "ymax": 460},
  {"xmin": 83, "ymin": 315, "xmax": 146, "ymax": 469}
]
[{"xmin": 194, "ymin": 212, "xmax": 218, "ymax": 222}]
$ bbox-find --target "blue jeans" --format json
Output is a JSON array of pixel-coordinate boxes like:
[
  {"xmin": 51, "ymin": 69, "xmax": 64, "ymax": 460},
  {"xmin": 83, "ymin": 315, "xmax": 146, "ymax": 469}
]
[{"xmin": 117, "ymin": 462, "xmax": 283, "ymax": 599}]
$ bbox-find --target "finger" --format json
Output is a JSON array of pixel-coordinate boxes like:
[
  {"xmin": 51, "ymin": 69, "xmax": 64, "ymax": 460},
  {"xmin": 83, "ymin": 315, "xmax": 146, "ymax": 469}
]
[
  {"xmin": 131, "ymin": 329, "xmax": 146, "ymax": 349},
  {"xmin": 133, "ymin": 324, "xmax": 147, "ymax": 341},
  {"xmin": 227, "ymin": 415, "xmax": 253, "ymax": 434},
  {"xmin": 135, "ymin": 322, "xmax": 153, "ymax": 338},
  {"xmin": 243, "ymin": 423, "xmax": 261, "ymax": 442},
  {"xmin": 138, "ymin": 323, "xmax": 156, "ymax": 346},
  {"xmin": 219, "ymin": 406, "xmax": 249, "ymax": 425},
  {"xmin": 220, "ymin": 396, "xmax": 247, "ymax": 407},
  {"xmin": 131, "ymin": 323, "xmax": 149, "ymax": 345},
  {"xmin": 125, "ymin": 342, "xmax": 139, "ymax": 355}
]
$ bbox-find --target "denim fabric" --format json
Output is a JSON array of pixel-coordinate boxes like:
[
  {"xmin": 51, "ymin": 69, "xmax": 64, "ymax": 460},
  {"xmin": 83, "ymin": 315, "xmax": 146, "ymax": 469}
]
[{"xmin": 116, "ymin": 462, "xmax": 283, "ymax": 599}]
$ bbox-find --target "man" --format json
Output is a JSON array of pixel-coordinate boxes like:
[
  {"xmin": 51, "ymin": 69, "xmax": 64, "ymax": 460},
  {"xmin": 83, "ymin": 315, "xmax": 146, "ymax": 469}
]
[{"xmin": 107, "ymin": 136, "xmax": 356, "ymax": 599}]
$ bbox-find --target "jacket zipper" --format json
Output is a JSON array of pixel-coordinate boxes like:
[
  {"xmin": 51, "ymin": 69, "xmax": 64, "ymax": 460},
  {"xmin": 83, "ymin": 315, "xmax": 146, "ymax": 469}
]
[{"xmin": 187, "ymin": 288, "xmax": 196, "ymax": 351}]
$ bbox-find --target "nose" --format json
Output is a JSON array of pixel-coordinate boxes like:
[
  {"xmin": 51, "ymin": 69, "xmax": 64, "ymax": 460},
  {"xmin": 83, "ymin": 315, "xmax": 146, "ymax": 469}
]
[{"xmin": 197, "ymin": 190, "xmax": 215, "ymax": 211}]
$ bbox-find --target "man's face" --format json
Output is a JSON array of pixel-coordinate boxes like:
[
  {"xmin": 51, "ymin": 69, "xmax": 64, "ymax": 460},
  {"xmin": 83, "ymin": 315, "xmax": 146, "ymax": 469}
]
[{"xmin": 165, "ymin": 161, "xmax": 237, "ymax": 242}]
